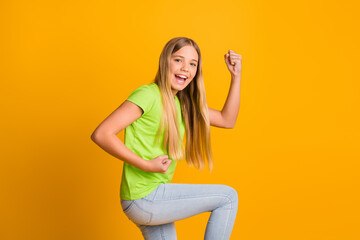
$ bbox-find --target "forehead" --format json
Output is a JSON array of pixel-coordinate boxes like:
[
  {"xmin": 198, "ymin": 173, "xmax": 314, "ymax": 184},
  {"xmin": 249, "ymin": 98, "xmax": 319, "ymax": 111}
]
[{"xmin": 172, "ymin": 45, "xmax": 198, "ymax": 61}]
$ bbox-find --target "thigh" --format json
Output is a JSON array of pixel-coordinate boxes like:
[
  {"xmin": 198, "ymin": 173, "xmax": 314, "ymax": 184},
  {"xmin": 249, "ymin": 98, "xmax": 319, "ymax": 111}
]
[{"xmin": 139, "ymin": 183, "xmax": 238, "ymax": 225}]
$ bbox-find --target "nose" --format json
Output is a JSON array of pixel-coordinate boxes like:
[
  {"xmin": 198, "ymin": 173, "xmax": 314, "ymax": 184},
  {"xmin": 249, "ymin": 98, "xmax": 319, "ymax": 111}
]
[{"xmin": 181, "ymin": 63, "xmax": 189, "ymax": 72}]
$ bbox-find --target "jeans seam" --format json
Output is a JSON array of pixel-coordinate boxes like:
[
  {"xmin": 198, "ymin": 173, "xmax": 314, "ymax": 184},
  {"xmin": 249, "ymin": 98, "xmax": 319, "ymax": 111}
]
[
  {"xmin": 160, "ymin": 225, "xmax": 165, "ymax": 240},
  {"xmin": 151, "ymin": 193, "xmax": 235, "ymax": 209},
  {"xmin": 140, "ymin": 185, "xmax": 161, "ymax": 224},
  {"xmin": 222, "ymin": 192, "xmax": 237, "ymax": 240},
  {"xmin": 221, "ymin": 199, "xmax": 232, "ymax": 240},
  {"xmin": 122, "ymin": 200, "xmax": 134, "ymax": 212},
  {"xmin": 133, "ymin": 200, "xmax": 153, "ymax": 225},
  {"xmin": 207, "ymin": 194, "xmax": 234, "ymax": 240},
  {"xmin": 142, "ymin": 184, "xmax": 161, "ymax": 203},
  {"xmin": 151, "ymin": 183, "xmax": 161, "ymax": 202}
]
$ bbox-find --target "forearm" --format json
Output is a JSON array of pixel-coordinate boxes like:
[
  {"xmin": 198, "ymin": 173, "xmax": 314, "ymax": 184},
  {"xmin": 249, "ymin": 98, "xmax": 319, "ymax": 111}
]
[
  {"xmin": 91, "ymin": 132, "xmax": 148, "ymax": 171},
  {"xmin": 221, "ymin": 75, "xmax": 241, "ymax": 128}
]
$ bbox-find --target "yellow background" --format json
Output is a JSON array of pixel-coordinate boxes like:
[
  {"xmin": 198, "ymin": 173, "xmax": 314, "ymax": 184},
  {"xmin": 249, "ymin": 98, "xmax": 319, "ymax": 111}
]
[{"xmin": 1, "ymin": 0, "xmax": 359, "ymax": 239}]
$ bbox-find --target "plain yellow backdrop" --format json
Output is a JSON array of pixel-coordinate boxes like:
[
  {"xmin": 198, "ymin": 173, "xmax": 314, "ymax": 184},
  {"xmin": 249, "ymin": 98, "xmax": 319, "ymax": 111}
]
[{"xmin": 1, "ymin": 0, "xmax": 359, "ymax": 239}]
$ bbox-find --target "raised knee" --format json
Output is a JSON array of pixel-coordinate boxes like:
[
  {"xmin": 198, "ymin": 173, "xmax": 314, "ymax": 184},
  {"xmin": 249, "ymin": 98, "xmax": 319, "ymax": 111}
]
[
  {"xmin": 221, "ymin": 185, "xmax": 238, "ymax": 206},
  {"xmin": 228, "ymin": 186, "xmax": 238, "ymax": 203}
]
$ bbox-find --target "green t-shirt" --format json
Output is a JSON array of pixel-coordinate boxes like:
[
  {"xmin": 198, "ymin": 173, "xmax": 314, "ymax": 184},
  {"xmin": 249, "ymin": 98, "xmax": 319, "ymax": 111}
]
[{"xmin": 120, "ymin": 83, "xmax": 185, "ymax": 200}]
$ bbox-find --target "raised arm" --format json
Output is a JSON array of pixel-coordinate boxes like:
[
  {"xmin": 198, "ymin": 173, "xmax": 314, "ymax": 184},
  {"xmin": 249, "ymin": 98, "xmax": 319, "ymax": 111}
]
[{"xmin": 209, "ymin": 50, "xmax": 242, "ymax": 128}]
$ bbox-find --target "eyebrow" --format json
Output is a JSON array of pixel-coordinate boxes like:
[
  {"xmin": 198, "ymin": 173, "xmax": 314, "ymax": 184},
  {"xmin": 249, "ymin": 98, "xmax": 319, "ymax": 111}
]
[{"xmin": 173, "ymin": 55, "xmax": 198, "ymax": 62}]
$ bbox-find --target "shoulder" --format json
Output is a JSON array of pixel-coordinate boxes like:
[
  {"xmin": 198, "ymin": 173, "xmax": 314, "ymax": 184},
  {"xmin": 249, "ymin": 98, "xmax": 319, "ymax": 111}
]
[
  {"xmin": 128, "ymin": 83, "xmax": 159, "ymax": 98},
  {"xmin": 126, "ymin": 83, "xmax": 160, "ymax": 113}
]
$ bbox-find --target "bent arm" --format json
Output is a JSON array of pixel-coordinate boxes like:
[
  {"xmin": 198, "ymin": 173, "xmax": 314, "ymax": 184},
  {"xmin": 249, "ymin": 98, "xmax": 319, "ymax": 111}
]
[
  {"xmin": 90, "ymin": 100, "xmax": 150, "ymax": 171},
  {"xmin": 209, "ymin": 50, "xmax": 242, "ymax": 128},
  {"xmin": 209, "ymin": 75, "xmax": 241, "ymax": 128}
]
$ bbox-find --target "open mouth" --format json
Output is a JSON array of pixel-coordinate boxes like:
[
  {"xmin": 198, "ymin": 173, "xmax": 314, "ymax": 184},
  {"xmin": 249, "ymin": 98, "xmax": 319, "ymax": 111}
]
[{"xmin": 175, "ymin": 74, "xmax": 188, "ymax": 84}]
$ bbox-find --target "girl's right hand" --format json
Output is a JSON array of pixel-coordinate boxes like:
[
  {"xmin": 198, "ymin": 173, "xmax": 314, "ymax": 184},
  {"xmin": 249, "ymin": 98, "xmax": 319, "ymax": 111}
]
[{"xmin": 144, "ymin": 155, "xmax": 172, "ymax": 174}]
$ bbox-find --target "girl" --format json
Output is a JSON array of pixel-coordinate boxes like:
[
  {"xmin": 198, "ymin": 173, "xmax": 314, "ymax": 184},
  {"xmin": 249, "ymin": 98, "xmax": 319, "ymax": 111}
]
[{"xmin": 91, "ymin": 37, "xmax": 242, "ymax": 240}]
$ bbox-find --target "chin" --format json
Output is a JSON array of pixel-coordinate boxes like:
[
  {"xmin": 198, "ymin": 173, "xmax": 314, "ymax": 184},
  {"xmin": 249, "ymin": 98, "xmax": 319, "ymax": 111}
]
[
  {"xmin": 173, "ymin": 80, "xmax": 192, "ymax": 91},
  {"xmin": 172, "ymin": 84, "xmax": 188, "ymax": 93}
]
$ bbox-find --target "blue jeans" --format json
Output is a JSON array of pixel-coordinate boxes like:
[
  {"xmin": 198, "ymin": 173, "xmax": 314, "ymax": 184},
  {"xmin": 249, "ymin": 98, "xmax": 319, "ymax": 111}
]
[{"xmin": 120, "ymin": 183, "xmax": 238, "ymax": 240}]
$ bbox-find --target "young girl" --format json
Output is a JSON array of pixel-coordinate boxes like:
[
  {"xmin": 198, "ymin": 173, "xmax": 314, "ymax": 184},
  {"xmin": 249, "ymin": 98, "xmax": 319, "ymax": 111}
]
[{"xmin": 91, "ymin": 37, "xmax": 242, "ymax": 240}]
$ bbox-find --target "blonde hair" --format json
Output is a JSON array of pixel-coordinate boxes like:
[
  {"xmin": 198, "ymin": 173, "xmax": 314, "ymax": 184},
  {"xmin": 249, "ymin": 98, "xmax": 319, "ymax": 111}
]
[{"xmin": 154, "ymin": 37, "xmax": 213, "ymax": 171}]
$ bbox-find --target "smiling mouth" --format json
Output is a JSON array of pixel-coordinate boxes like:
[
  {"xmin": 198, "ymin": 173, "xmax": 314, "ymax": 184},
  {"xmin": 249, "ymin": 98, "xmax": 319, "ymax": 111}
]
[{"xmin": 175, "ymin": 74, "xmax": 188, "ymax": 84}]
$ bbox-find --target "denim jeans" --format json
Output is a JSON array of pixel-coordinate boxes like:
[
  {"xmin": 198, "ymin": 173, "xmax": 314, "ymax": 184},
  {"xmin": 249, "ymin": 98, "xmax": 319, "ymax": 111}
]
[{"xmin": 120, "ymin": 183, "xmax": 238, "ymax": 240}]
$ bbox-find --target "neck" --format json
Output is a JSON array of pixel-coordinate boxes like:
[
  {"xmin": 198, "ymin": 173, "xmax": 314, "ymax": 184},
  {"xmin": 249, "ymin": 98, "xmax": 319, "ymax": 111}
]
[{"xmin": 171, "ymin": 89, "xmax": 178, "ymax": 97}]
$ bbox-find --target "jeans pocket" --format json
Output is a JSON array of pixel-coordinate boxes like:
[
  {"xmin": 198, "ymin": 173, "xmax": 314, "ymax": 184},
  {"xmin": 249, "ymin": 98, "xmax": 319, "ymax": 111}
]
[{"xmin": 121, "ymin": 199, "xmax": 152, "ymax": 225}]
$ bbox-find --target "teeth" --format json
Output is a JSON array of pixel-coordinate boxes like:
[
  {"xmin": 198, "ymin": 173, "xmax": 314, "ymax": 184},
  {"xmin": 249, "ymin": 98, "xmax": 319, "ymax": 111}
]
[{"xmin": 176, "ymin": 74, "xmax": 187, "ymax": 79}]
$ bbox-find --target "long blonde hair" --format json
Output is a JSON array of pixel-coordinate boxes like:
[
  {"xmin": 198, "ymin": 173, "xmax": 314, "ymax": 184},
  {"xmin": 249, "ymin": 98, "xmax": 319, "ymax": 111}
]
[{"xmin": 154, "ymin": 37, "xmax": 213, "ymax": 171}]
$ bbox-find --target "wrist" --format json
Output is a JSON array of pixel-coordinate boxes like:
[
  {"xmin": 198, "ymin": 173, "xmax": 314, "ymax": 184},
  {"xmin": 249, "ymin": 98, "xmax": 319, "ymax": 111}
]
[
  {"xmin": 231, "ymin": 75, "xmax": 241, "ymax": 83},
  {"xmin": 231, "ymin": 73, "xmax": 241, "ymax": 80},
  {"xmin": 139, "ymin": 159, "xmax": 150, "ymax": 172}
]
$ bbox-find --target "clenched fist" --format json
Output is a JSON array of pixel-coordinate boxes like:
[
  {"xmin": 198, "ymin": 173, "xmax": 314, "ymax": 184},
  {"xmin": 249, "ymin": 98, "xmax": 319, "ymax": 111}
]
[
  {"xmin": 144, "ymin": 155, "xmax": 172, "ymax": 174},
  {"xmin": 224, "ymin": 49, "xmax": 242, "ymax": 78}
]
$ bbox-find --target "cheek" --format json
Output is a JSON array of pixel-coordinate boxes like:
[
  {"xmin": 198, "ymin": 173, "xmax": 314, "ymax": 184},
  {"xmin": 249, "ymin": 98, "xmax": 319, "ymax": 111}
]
[
  {"xmin": 192, "ymin": 69, "xmax": 198, "ymax": 78},
  {"xmin": 169, "ymin": 63, "xmax": 175, "ymax": 73}
]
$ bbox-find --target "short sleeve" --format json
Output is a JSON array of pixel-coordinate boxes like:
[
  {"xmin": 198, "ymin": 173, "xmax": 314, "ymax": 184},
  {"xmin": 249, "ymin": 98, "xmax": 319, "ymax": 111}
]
[{"xmin": 126, "ymin": 84, "xmax": 155, "ymax": 114}]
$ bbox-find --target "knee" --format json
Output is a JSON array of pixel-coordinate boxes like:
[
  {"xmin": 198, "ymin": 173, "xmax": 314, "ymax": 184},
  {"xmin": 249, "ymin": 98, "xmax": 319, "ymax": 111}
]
[{"xmin": 220, "ymin": 185, "xmax": 238, "ymax": 206}]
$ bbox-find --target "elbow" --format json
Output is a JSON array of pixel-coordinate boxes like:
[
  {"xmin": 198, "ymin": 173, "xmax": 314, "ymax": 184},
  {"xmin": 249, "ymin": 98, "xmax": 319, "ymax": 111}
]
[
  {"xmin": 226, "ymin": 124, "xmax": 235, "ymax": 129},
  {"xmin": 224, "ymin": 120, "xmax": 236, "ymax": 129},
  {"xmin": 90, "ymin": 130, "xmax": 102, "ymax": 143},
  {"xmin": 91, "ymin": 129, "xmax": 114, "ymax": 143},
  {"xmin": 90, "ymin": 132, "xmax": 97, "ymax": 143},
  {"xmin": 219, "ymin": 112, "xmax": 238, "ymax": 129}
]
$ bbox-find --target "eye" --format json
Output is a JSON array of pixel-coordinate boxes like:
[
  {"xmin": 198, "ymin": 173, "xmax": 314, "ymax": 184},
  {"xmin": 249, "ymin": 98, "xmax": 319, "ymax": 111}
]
[
  {"xmin": 175, "ymin": 59, "xmax": 181, "ymax": 62},
  {"xmin": 191, "ymin": 63, "xmax": 197, "ymax": 67}
]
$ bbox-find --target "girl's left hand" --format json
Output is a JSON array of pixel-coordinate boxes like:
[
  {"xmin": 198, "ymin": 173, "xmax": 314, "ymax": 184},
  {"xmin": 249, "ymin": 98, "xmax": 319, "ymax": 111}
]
[{"xmin": 224, "ymin": 50, "xmax": 242, "ymax": 78}]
